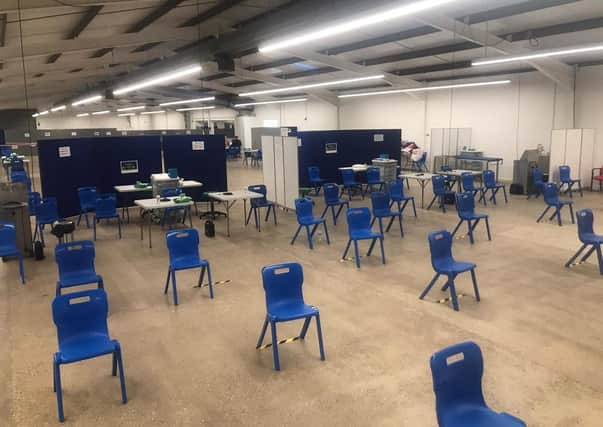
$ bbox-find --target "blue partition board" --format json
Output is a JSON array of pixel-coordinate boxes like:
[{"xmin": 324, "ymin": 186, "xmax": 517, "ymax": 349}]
[
  {"xmin": 297, "ymin": 129, "xmax": 401, "ymax": 186},
  {"xmin": 0, "ymin": 130, "xmax": 5, "ymax": 144},
  {"xmin": 162, "ymin": 135, "xmax": 228, "ymax": 194},
  {"xmin": 38, "ymin": 136, "xmax": 162, "ymax": 218}
]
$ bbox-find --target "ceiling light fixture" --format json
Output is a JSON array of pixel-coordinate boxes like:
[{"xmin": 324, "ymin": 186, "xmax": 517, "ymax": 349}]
[
  {"xmin": 76, "ymin": 113, "xmax": 89, "ymax": 117},
  {"xmin": 140, "ymin": 110, "xmax": 166, "ymax": 115},
  {"xmin": 72, "ymin": 95, "xmax": 102, "ymax": 107},
  {"xmin": 116, "ymin": 105, "xmax": 146, "ymax": 112},
  {"xmin": 472, "ymin": 43, "xmax": 603, "ymax": 66},
  {"xmin": 159, "ymin": 96, "xmax": 216, "ymax": 106},
  {"xmin": 113, "ymin": 65, "xmax": 202, "ymax": 96},
  {"xmin": 118, "ymin": 113, "xmax": 136, "ymax": 117},
  {"xmin": 338, "ymin": 80, "xmax": 512, "ymax": 98},
  {"xmin": 38, "ymin": 110, "xmax": 49, "ymax": 116},
  {"xmin": 175, "ymin": 106, "xmax": 216, "ymax": 112},
  {"xmin": 32, "ymin": 113, "xmax": 39, "ymax": 118},
  {"xmin": 234, "ymin": 98, "xmax": 308, "ymax": 107},
  {"xmin": 91, "ymin": 110, "xmax": 111, "ymax": 115},
  {"xmin": 240, "ymin": 75, "xmax": 384, "ymax": 97},
  {"xmin": 51, "ymin": 105, "xmax": 66, "ymax": 112},
  {"xmin": 259, "ymin": 0, "xmax": 456, "ymax": 53}
]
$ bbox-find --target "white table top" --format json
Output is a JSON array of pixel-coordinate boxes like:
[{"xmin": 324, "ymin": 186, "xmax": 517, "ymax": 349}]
[
  {"xmin": 207, "ymin": 190, "xmax": 264, "ymax": 202},
  {"xmin": 134, "ymin": 196, "xmax": 194, "ymax": 210},
  {"xmin": 2, "ymin": 156, "xmax": 29, "ymax": 163},
  {"xmin": 114, "ymin": 180, "xmax": 202, "ymax": 193},
  {"xmin": 437, "ymin": 169, "xmax": 481, "ymax": 177},
  {"xmin": 400, "ymin": 172, "xmax": 435, "ymax": 180},
  {"xmin": 339, "ymin": 164, "xmax": 369, "ymax": 172}
]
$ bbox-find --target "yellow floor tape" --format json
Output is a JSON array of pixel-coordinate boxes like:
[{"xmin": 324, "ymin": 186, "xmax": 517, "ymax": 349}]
[
  {"xmin": 193, "ymin": 279, "xmax": 231, "ymax": 289},
  {"xmin": 258, "ymin": 336, "xmax": 301, "ymax": 351},
  {"xmin": 437, "ymin": 294, "xmax": 466, "ymax": 304},
  {"xmin": 339, "ymin": 256, "xmax": 363, "ymax": 263}
]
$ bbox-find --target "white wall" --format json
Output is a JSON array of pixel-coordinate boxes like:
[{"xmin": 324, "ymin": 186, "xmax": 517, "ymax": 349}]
[
  {"xmin": 251, "ymin": 100, "xmax": 338, "ymax": 131},
  {"xmin": 575, "ymin": 65, "xmax": 603, "ymax": 167},
  {"xmin": 339, "ymin": 71, "xmax": 576, "ymax": 180},
  {"xmin": 37, "ymin": 111, "xmax": 187, "ymax": 131}
]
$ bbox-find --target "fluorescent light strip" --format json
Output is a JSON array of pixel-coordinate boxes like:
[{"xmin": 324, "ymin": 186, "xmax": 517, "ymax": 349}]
[
  {"xmin": 51, "ymin": 105, "xmax": 66, "ymax": 112},
  {"xmin": 32, "ymin": 113, "xmax": 39, "ymax": 118},
  {"xmin": 72, "ymin": 95, "xmax": 102, "ymax": 106},
  {"xmin": 113, "ymin": 65, "xmax": 202, "ymax": 96},
  {"xmin": 116, "ymin": 105, "xmax": 146, "ymax": 112},
  {"xmin": 473, "ymin": 44, "xmax": 603, "ymax": 66},
  {"xmin": 118, "ymin": 113, "xmax": 136, "ymax": 117},
  {"xmin": 159, "ymin": 96, "xmax": 215, "ymax": 106},
  {"xmin": 260, "ymin": 0, "xmax": 455, "ymax": 53},
  {"xmin": 235, "ymin": 98, "xmax": 308, "ymax": 107},
  {"xmin": 92, "ymin": 110, "xmax": 111, "ymax": 115},
  {"xmin": 38, "ymin": 110, "xmax": 49, "ymax": 116},
  {"xmin": 175, "ymin": 106, "xmax": 216, "ymax": 112},
  {"xmin": 76, "ymin": 113, "xmax": 90, "ymax": 117},
  {"xmin": 338, "ymin": 80, "xmax": 512, "ymax": 98},
  {"xmin": 140, "ymin": 110, "xmax": 165, "ymax": 115},
  {"xmin": 240, "ymin": 75, "xmax": 384, "ymax": 97}
]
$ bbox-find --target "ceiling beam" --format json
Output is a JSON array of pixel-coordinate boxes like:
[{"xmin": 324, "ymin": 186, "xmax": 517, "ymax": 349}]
[
  {"xmin": 0, "ymin": 1, "xmax": 158, "ymax": 13},
  {"xmin": 179, "ymin": 0, "xmax": 245, "ymax": 27},
  {"xmin": 458, "ymin": 0, "xmax": 579, "ymax": 25},
  {"xmin": 67, "ymin": 5, "xmax": 103, "ymax": 39},
  {"xmin": 127, "ymin": 0, "xmax": 187, "ymax": 33}
]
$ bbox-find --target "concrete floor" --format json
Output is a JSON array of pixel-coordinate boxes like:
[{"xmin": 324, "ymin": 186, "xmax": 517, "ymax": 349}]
[{"xmin": 1, "ymin": 161, "xmax": 602, "ymax": 426}]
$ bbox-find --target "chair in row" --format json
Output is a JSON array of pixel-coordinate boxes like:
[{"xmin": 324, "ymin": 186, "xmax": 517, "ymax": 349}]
[
  {"xmin": 309, "ymin": 166, "xmax": 392, "ymax": 201},
  {"xmin": 291, "ymin": 198, "xmax": 330, "ymax": 250},
  {"xmin": 342, "ymin": 207, "xmax": 386, "ymax": 268},
  {"xmin": 0, "ymin": 222, "xmax": 25, "ymax": 284},
  {"xmin": 565, "ymin": 208, "xmax": 603, "ymax": 275},
  {"xmin": 429, "ymin": 171, "xmax": 507, "ymax": 213},
  {"xmin": 529, "ymin": 165, "xmax": 583, "ymax": 198},
  {"xmin": 536, "ymin": 183, "xmax": 575, "ymax": 226},
  {"xmin": 246, "ymin": 184, "xmax": 277, "ymax": 232}
]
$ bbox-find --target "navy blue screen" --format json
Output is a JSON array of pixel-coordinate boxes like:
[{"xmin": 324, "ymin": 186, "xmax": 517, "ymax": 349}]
[
  {"xmin": 162, "ymin": 135, "xmax": 228, "ymax": 194},
  {"xmin": 0, "ymin": 130, "xmax": 5, "ymax": 144},
  {"xmin": 297, "ymin": 129, "xmax": 401, "ymax": 186}
]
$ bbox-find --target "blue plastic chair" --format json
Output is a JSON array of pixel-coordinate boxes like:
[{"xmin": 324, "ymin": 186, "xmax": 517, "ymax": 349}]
[
  {"xmin": 77, "ymin": 186, "xmax": 97, "ymax": 228},
  {"xmin": 55, "ymin": 240, "xmax": 103, "ymax": 296},
  {"xmin": 559, "ymin": 165, "xmax": 583, "ymax": 198},
  {"xmin": 0, "ymin": 222, "xmax": 25, "ymax": 284},
  {"xmin": 430, "ymin": 341, "xmax": 527, "ymax": 427},
  {"xmin": 227, "ymin": 145, "xmax": 241, "ymax": 159},
  {"xmin": 340, "ymin": 169, "xmax": 363, "ymax": 201},
  {"xmin": 34, "ymin": 197, "xmax": 59, "ymax": 246},
  {"xmin": 94, "ymin": 194, "xmax": 121, "ymax": 240},
  {"xmin": 246, "ymin": 185, "xmax": 277, "ymax": 231},
  {"xmin": 320, "ymin": 183, "xmax": 349, "ymax": 225},
  {"xmin": 291, "ymin": 198, "xmax": 330, "ymax": 250},
  {"xmin": 452, "ymin": 192, "xmax": 492, "ymax": 245},
  {"xmin": 362, "ymin": 166, "xmax": 385, "ymax": 197},
  {"xmin": 10, "ymin": 171, "xmax": 32, "ymax": 192},
  {"xmin": 165, "ymin": 228, "xmax": 213, "ymax": 305},
  {"xmin": 420, "ymin": 230, "xmax": 479, "ymax": 311},
  {"xmin": 52, "ymin": 289, "xmax": 127, "ymax": 422},
  {"xmin": 565, "ymin": 209, "xmax": 603, "ymax": 275},
  {"xmin": 10, "ymin": 157, "xmax": 25, "ymax": 172},
  {"xmin": 480, "ymin": 170, "xmax": 507, "ymax": 205},
  {"xmin": 536, "ymin": 183, "xmax": 574, "ymax": 226},
  {"xmin": 160, "ymin": 187, "xmax": 189, "ymax": 229},
  {"xmin": 370, "ymin": 191, "xmax": 403, "ymax": 238},
  {"xmin": 256, "ymin": 262, "xmax": 325, "ymax": 371},
  {"xmin": 389, "ymin": 179, "xmax": 417, "ymax": 217},
  {"xmin": 342, "ymin": 207, "xmax": 385, "ymax": 268},
  {"xmin": 427, "ymin": 175, "xmax": 455, "ymax": 213},
  {"xmin": 251, "ymin": 149, "xmax": 262, "ymax": 167},
  {"xmin": 308, "ymin": 166, "xmax": 325, "ymax": 195},
  {"xmin": 0, "ymin": 146, "xmax": 12, "ymax": 157},
  {"xmin": 462, "ymin": 172, "xmax": 486, "ymax": 206},
  {"xmin": 28, "ymin": 191, "xmax": 41, "ymax": 217},
  {"xmin": 527, "ymin": 167, "xmax": 545, "ymax": 199}
]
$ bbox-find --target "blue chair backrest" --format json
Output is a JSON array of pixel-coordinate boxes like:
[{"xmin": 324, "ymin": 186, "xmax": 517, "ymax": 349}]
[
  {"xmin": 483, "ymin": 170, "xmax": 496, "ymax": 187},
  {"xmin": 371, "ymin": 192, "xmax": 390, "ymax": 212},
  {"xmin": 55, "ymin": 240, "xmax": 96, "ymax": 277},
  {"xmin": 10, "ymin": 170, "xmax": 27, "ymax": 181},
  {"xmin": 255, "ymin": 150, "xmax": 262, "ymax": 160},
  {"xmin": 167, "ymin": 168, "xmax": 178, "ymax": 178},
  {"xmin": 295, "ymin": 197, "xmax": 314, "ymax": 221},
  {"xmin": 166, "ymin": 228, "xmax": 200, "ymax": 261},
  {"xmin": 341, "ymin": 169, "xmax": 356, "ymax": 186},
  {"xmin": 308, "ymin": 166, "xmax": 321, "ymax": 182},
  {"xmin": 78, "ymin": 187, "xmax": 97, "ymax": 210},
  {"xmin": 161, "ymin": 187, "xmax": 181, "ymax": 198},
  {"xmin": 432, "ymin": 175, "xmax": 447, "ymax": 195},
  {"xmin": 28, "ymin": 192, "xmax": 41, "ymax": 215},
  {"xmin": 428, "ymin": 230, "xmax": 454, "ymax": 270},
  {"xmin": 366, "ymin": 167, "xmax": 381, "ymax": 183},
  {"xmin": 346, "ymin": 207, "xmax": 371, "ymax": 234},
  {"xmin": 533, "ymin": 167, "xmax": 543, "ymax": 185},
  {"xmin": 0, "ymin": 147, "xmax": 12, "ymax": 157},
  {"xmin": 455, "ymin": 192, "xmax": 475, "ymax": 216},
  {"xmin": 543, "ymin": 183, "xmax": 560, "ymax": 205},
  {"xmin": 261, "ymin": 262, "xmax": 305, "ymax": 313},
  {"xmin": 52, "ymin": 289, "xmax": 110, "ymax": 346},
  {"xmin": 0, "ymin": 222, "xmax": 17, "ymax": 251},
  {"xmin": 389, "ymin": 180, "xmax": 404, "ymax": 200},
  {"xmin": 559, "ymin": 165, "xmax": 571, "ymax": 182},
  {"xmin": 95, "ymin": 194, "xmax": 117, "ymax": 216},
  {"xmin": 249, "ymin": 184, "xmax": 268, "ymax": 207},
  {"xmin": 36, "ymin": 197, "xmax": 59, "ymax": 222},
  {"xmin": 10, "ymin": 158, "xmax": 24, "ymax": 171},
  {"xmin": 323, "ymin": 183, "xmax": 340, "ymax": 204},
  {"xmin": 430, "ymin": 341, "xmax": 487, "ymax": 424},
  {"xmin": 461, "ymin": 173, "xmax": 475, "ymax": 191},
  {"xmin": 576, "ymin": 209, "xmax": 595, "ymax": 242}
]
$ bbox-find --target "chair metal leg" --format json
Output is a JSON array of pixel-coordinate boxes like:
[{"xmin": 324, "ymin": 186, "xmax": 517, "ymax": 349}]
[
  {"xmin": 245, "ymin": 206, "xmax": 253, "ymax": 225},
  {"xmin": 367, "ymin": 237, "xmax": 377, "ymax": 256},
  {"xmin": 451, "ymin": 219, "xmax": 463, "ymax": 238},
  {"xmin": 467, "ymin": 219, "xmax": 475, "ymax": 244},
  {"xmin": 342, "ymin": 239, "xmax": 352, "ymax": 260},
  {"xmin": 299, "ymin": 317, "xmax": 311, "ymax": 339},
  {"xmin": 440, "ymin": 195, "xmax": 446, "ymax": 213},
  {"xmin": 569, "ymin": 203, "xmax": 575, "ymax": 224},
  {"xmin": 353, "ymin": 240, "xmax": 361, "ymax": 268},
  {"xmin": 420, "ymin": 273, "xmax": 441, "ymax": 300},
  {"xmin": 426, "ymin": 194, "xmax": 438, "ymax": 210},
  {"xmin": 502, "ymin": 186, "xmax": 508, "ymax": 203},
  {"xmin": 164, "ymin": 269, "xmax": 170, "ymax": 294},
  {"xmin": 206, "ymin": 263, "xmax": 214, "ymax": 299},
  {"xmin": 117, "ymin": 217, "xmax": 122, "ymax": 239},
  {"xmin": 256, "ymin": 317, "xmax": 269, "ymax": 348},
  {"xmin": 335, "ymin": 204, "xmax": 345, "ymax": 225},
  {"xmin": 378, "ymin": 217, "xmax": 385, "ymax": 235},
  {"xmin": 93, "ymin": 218, "xmax": 97, "ymax": 241},
  {"xmin": 470, "ymin": 269, "xmax": 480, "ymax": 301},
  {"xmin": 54, "ymin": 360, "xmax": 64, "ymax": 422},
  {"xmin": 305, "ymin": 225, "xmax": 314, "ymax": 250},
  {"xmin": 115, "ymin": 345, "xmax": 128, "ymax": 404},
  {"xmin": 411, "ymin": 198, "xmax": 417, "ymax": 217},
  {"xmin": 385, "ymin": 216, "xmax": 395, "ymax": 233},
  {"xmin": 379, "ymin": 237, "xmax": 386, "ymax": 264},
  {"xmin": 485, "ymin": 217, "xmax": 492, "ymax": 241},
  {"xmin": 556, "ymin": 207, "xmax": 562, "ymax": 226},
  {"xmin": 398, "ymin": 214, "xmax": 404, "ymax": 238},
  {"xmin": 270, "ymin": 321, "xmax": 280, "ymax": 371},
  {"xmin": 264, "ymin": 206, "xmax": 271, "ymax": 222},
  {"xmin": 323, "ymin": 221, "xmax": 331, "ymax": 245},
  {"xmin": 581, "ymin": 246, "xmax": 596, "ymax": 263},
  {"xmin": 199, "ymin": 265, "xmax": 206, "ymax": 288},
  {"xmin": 291, "ymin": 225, "xmax": 302, "ymax": 245},
  {"xmin": 565, "ymin": 244, "xmax": 587, "ymax": 267},
  {"xmin": 596, "ymin": 245, "xmax": 603, "ymax": 275},
  {"xmin": 171, "ymin": 270, "xmax": 178, "ymax": 305},
  {"xmin": 536, "ymin": 206, "xmax": 551, "ymax": 223},
  {"xmin": 112, "ymin": 351, "xmax": 117, "ymax": 376},
  {"xmin": 315, "ymin": 313, "xmax": 326, "ymax": 361},
  {"xmin": 320, "ymin": 205, "xmax": 329, "ymax": 220},
  {"xmin": 18, "ymin": 254, "xmax": 24, "ymax": 284},
  {"xmin": 448, "ymin": 277, "xmax": 460, "ymax": 311}
]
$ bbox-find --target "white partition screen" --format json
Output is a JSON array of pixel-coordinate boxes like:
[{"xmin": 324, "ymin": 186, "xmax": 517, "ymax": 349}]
[
  {"xmin": 261, "ymin": 135, "xmax": 276, "ymax": 203},
  {"xmin": 549, "ymin": 129, "xmax": 595, "ymax": 185},
  {"xmin": 261, "ymin": 135, "xmax": 299, "ymax": 210}
]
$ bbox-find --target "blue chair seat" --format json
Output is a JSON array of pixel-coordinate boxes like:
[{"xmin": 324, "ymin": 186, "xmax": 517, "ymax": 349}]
[
  {"xmin": 443, "ymin": 406, "xmax": 526, "ymax": 427},
  {"xmin": 459, "ymin": 212, "xmax": 488, "ymax": 221},
  {"xmin": 0, "ymin": 246, "xmax": 19, "ymax": 257},
  {"xmin": 57, "ymin": 335, "xmax": 118, "ymax": 364},
  {"xmin": 582, "ymin": 233, "xmax": 603, "ymax": 244},
  {"xmin": 434, "ymin": 260, "xmax": 476, "ymax": 275},
  {"xmin": 350, "ymin": 229, "xmax": 382, "ymax": 240},
  {"xmin": 59, "ymin": 272, "xmax": 102, "ymax": 287},
  {"xmin": 268, "ymin": 303, "xmax": 319, "ymax": 322},
  {"xmin": 374, "ymin": 208, "xmax": 401, "ymax": 218},
  {"xmin": 170, "ymin": 256, "xmax": 209, "ymax": 271},
  {"xmin": 299, "ymin": 216, "xmax": 326, "ymax": 226}
]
